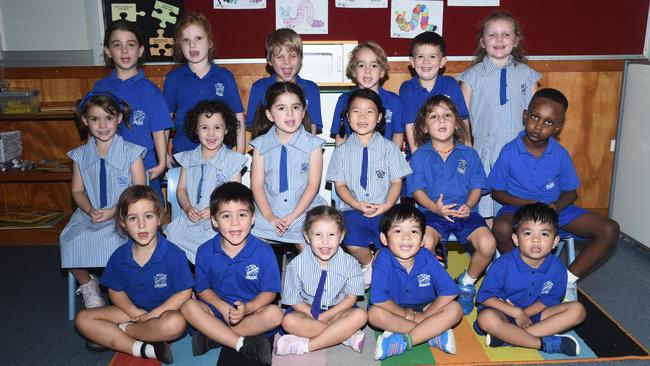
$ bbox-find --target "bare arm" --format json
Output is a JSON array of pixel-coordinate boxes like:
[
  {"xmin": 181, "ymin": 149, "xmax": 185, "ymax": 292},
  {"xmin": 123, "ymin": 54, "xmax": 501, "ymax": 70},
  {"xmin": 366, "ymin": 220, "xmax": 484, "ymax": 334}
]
[
  {"xmin": 318, "ymin": 293, "xmax": 358, "ymax": 322},
  {"xmin": 491, "ymin": 189, "xmax": 537, "ymax": 207},
  {"xmin": 334, "ymin": 181, "xmax": 363, "ymax": 211},
  {"xmin": 235, "ymin": 112, "xmax": 246, "ymax": 154},
  {"xmin": 550, "ymin": 190, "xmax": 577, "ymax": 212},
  {"xmin": 149, "ymin": 130, "xmax": 168, "ymax": 180},
  {"xmin": 243, "ymin": 291, "xmax": 277, "ymax": 315},
  {"xmin": 392, "ymin": 132, "xmax": 405, "ymax": 150},
  {"xmin": 250, "ymin": 148, "xmax": 275, "ymax": 221},
  {"xmin": 71, "ymin": 162, "xmax": 93, "ymax": 215},
  {"xmin": 373, "ymin": 299, "xmax": 410, "ymax": 319},
  {"xmin": 139, "ymin": 289, "xmax": 192, "ymax": 321},
  {"xmin": 108, "ymin": 289, "xmax": 146, "ymax": 319},
  {"xmin": 130, "ymin": 157, "xmax": 147, "ymax": 185},
  {"xmin": 524, "ymin": 300, "xmax": 547, "ymax": 318},
  {"xmin": 460, "ymin": 83, "xmax": 473, "ymax": 146},
  {"xmin": 405, "ymin": 123, "xmax": 417, "ymax": 154},
  {"xmin": 197, "ymin": 288, "xmax": 232, "ymax": 320}
]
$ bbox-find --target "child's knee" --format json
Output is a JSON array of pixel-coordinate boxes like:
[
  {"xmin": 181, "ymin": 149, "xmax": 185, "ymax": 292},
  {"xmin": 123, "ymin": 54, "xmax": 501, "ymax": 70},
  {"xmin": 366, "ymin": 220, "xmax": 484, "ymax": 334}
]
[
  {"xmin": 476, "ymin": 309, "xmax": 500, "ymax": 332},
  {"xmin": 281, "ymin": 312, "xmax": 302, "ymax": 331},
  {"xmin": 601, "ymin": 219, "xmax": 620, "ymax": 245},
  {"xmin": 367, "ymin": 305, "xmax": 385, "ymax": 326},
  {"xmin": 260, "ymin": 304, "xmax": 283, "ymax": 327},
  {"xmin": 447, "ymin": 301, "xmax": 463, "ymax": 321},
  {"xmin": 475, "ymin": 232, "xmax": 497, "ymax": 257},
  {"xmin": 74, "ymin": 308, "xmax": 93, "ymax": 330},
  {"xmin": 349, "ymin": 307, "xmax": 368, "ymax": 325},
  {"xmin": 492, "ymin": 218, "xmax": 512, "ymax": 240},
  {"xmin": 568, "ymin": 302, "xmax": 586, "ymax": 323},
  {"xmin": 159, "ymin": 310, "xmax": 187, "ymax": 338}
]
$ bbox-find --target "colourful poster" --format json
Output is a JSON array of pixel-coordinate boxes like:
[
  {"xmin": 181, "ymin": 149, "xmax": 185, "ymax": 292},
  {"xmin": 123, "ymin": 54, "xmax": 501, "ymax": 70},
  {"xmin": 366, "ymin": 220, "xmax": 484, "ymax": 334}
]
[
  {"xmin": 213, "ymin": 0, "xmax": 266, "ymax": 9},
  {"xmin": 447, "ymin": 0, "xmax": 499, "ymax": 6},
  {"xmin": 276, "ymin": 0, "xmax": 328, "ymax": 34},
  {"xmin": 390, "ymin": 0, "xmax": 443, "ymax": 39},
  {"xmin": 335, "ymin": 0, "xmax": 387, "ymax": 8}
]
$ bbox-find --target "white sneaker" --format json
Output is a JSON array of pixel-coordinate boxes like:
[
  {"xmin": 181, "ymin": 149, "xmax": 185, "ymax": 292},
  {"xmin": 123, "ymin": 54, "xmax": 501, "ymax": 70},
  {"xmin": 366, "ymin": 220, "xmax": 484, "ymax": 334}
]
[
  {"xmin": 76, "ymin": 274, "xmax": 105, "ymax": 308},
  {"xmin": 342, "ymin": 330, "xmax": 365, "ymax": 352}
]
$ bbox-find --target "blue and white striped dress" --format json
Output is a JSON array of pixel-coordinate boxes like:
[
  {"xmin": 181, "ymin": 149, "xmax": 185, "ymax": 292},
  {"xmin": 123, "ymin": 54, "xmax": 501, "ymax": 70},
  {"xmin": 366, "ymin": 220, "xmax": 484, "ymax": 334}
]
[
  {"xmin": 249, "ymin": 126, "xmax": 327, "ymax": 244},
  {"xmin": 458, "ymin": 56, "xmax": 541, "ymax": 217},
  {"xmin": 60, "ymin": 135, "xmax": 145, "ymax": 268},
  {"xmin": 164, "ymin": 145, "xmax": 246, "ymax": 263},
  {"xmin": 326, "ymin": 132, "xmax": 412, "ymax": 211}
]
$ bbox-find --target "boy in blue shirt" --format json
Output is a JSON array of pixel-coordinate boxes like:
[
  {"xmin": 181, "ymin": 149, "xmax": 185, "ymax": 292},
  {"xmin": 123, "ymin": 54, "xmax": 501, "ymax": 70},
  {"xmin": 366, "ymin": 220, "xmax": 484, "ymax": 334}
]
[
  {"xmin": 475, "ymin": 203, "xmax": 585, "ymax": 356},
  {"xmin": 399, "ymin": 32, "xmax": 470, "ymax": 154},
  {"xmin": 369, "ymin": 204, "xmax": 462, "ymax": 360},
  {"xmin": 180, "ymin": 182, "xmax": 283, "ymax": 366},
  {"xmin": 489, "ymin": 88, "xmax": 620, "ymax": 301}
]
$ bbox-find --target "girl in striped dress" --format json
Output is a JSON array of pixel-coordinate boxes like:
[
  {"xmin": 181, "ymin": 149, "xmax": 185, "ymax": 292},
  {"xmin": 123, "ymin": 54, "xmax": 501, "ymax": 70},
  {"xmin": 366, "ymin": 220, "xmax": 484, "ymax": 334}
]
[
  {"xmin": 459, "ymin": 12, "xmax": 541, "ymax": 219},
  {"xmin": 249, "ymin": 82, "xmax": 327, "ymax": 247},
  {"xmin": 164, "ymin": 101, "xmax": 247, "ymax": 263},
  {"xmin": 60, "ymin": 92, "xmax": 146, "ymax": 309}
]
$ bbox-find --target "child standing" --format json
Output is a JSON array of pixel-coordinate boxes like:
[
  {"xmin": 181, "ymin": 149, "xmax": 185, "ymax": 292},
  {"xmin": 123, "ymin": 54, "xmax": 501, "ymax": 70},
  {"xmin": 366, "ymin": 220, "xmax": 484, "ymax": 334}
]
[
  {"xmin": 326, "ymin": 89, "xmax": 411, "ymax": 286},
  {"xmin": 275, "ymin": 206, "xmax": 367, "ymax": 355},
  {"xmin": 164, "ymin": 12, "xmax": 246, "ymax": 153},
  {"xmin": 407, "ymin": 95, "xmax": 496, "ymax": 314},
  {"xmin": 400, "ymin": 32, "xmax": 469, "ymax": 154},
  {"xmin": 164, "ymin": 100, "xmax": 247, "ymax": 263},
  {"xmin": 246, "ymin": 28, "xmax": 322, "ymax": 134},
  {"xmin": 369, "ymin": 204, "xmax": 462, "ymax": 360},
  {"xmin": 459, "ymin": 12, "xmax": 541, "ymax": 218},
  {"xmin": 250, "ymin": 82, "xmax": 327, "ymax": 246},
  {"xmin": 75, "ymin": 186, "xmax": 194, "ymax": 364},
  {"xmin": 60, "ymin": 92, "xmax": 146, "ymax": 309},
  {"xmin": 489, "ymin": 88, "xmax": 619, "ymax": 302},
  {"xmin": 329, "ymin": 41, "xmax": 403, "ymax": 147},
  {"xmin": 475, "ymin": 203, "xmax": 585, "ymax": 356},
  {"xmin": 180, "ymin": 182, "xmax": 283, "ymax": 366},
  {"xmin": 92, "ymin": 20, "xmax": 172, "ymax": 203}
]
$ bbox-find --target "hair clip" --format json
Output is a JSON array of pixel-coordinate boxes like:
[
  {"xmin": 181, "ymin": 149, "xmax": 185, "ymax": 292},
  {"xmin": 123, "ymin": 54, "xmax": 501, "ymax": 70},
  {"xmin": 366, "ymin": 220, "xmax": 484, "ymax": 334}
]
[{"xmin": 77, "ymin": 91, "xmax": 124, "ymax": 111}]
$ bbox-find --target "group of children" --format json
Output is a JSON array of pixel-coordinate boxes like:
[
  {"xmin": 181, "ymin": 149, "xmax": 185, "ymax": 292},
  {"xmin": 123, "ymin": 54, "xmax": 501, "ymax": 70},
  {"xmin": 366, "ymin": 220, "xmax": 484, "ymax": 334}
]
[{"xmin": 59, "ymin": 9, "xmax": 620, "ymax": 365}]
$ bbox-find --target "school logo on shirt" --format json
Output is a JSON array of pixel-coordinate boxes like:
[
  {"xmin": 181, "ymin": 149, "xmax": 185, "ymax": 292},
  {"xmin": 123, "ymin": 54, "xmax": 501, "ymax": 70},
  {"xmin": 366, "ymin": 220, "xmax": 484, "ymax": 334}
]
[
  {"xmin": 117, "ymin": 176, "xmax": 129, "ymax": 187},
  {"xmin": 245, "ymin": 264, "xmax": 259, "ymax": 280},
  {"xmin": 385, "ymin": 109, "xmax": 393, "ymax": 123},
  {"xmin": 457, "ymin": 159, "xmax": 468, "ymax": 175},
  {"xmin": 132, "ymin": 110, "xmax": 145, "ymax": 126},
  {"xmin": 521, "ymin": 83, "xmax": 529, "ymax": 96},
  {"xmin": 215, "ymin": 170, "xmax": 226, "ymax": 185},
  {"xmin": 545, "ymin": 181, "xmax": 556, "ymax": 190},
  {"xmin": 153, "ymin": 273, "xmax": 168, "ymax": 288},
  {"xmin": 541, "ymin": 280, "xmax": 554, "ymax": 295},
  {"xmin": 214, "ymin": 83, "xmax": 225, "ymax": 97},
  {"xmin": 417, "ymin": 273, "xmax": 431, "ymax": 287},
  {"xmin": 300, "ymin": 162, "xmax": 309, "ymax": 173},
  {"xmin": 375, "ymin": 169, "xmax": 386, "ymax": 180}
]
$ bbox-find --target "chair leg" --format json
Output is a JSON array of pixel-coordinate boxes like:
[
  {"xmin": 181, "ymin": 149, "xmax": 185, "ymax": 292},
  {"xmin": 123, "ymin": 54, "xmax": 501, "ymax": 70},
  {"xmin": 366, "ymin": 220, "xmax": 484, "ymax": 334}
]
[
  {"xmin": 566, "ymin": 236, "xmax": 576, "ymax": 265},
  {"xmin": 68, "ymin": 271, "xmax": 76, "ymax": 321}
]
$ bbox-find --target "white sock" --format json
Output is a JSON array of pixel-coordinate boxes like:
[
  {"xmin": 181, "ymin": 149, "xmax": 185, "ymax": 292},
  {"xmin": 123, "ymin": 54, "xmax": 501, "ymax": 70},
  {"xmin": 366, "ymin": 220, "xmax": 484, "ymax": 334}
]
[
  {"xmin": 302, "ymin": 339, "xmax": 310, "ymax": 354},
  {"xmin": 567, "ymin": 270, "xmax": 579, "ymax": 284},
  {"xmin": 118, "ymin": 322, "xmax": 131, "ymax": 332},
  {"xmin": 461, "ymin": 272, "xmax": 477, "ymax": 286},
  {"xmin": 235, "ymin": 336, "xmax": 245, "ymax": 351},
  {"xmin": 132, "ymin": 341, "xmax": 156, "ymax": 359}
]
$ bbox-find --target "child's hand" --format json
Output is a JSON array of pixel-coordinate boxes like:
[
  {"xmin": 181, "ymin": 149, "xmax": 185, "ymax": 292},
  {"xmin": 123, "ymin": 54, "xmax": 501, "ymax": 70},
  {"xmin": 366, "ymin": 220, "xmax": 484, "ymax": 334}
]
[
  {"xmin": 357, "ymin": 202, "xmax": 377, "ymax": 216},
  {"xmin": 365, "ymin": 203, "xmax": 390, "ymax": 218},
  {"xmin": 185, "ymin": 207, "xmax": 203, "ymax": 223},
  {"xmin": 269, "ymin": 215, "xmax": 288, "ymax": 236},
  {"xmin": 90, "ymin": 208, "xmax": 115, "ymax": 223},
  {"xmin": 433, "ymin": 194, "xmax": 458, "ymax": 222},
  {"xmin": 199, "ymin": 208, "xmax": 211, "ymax": 220},
  {"xmin": 133, "ymin": 311, "xmax": 154, "ymax": 323},
  {"xmin": 453, "ymin": 203, "xmax": 471, "ymax": 218},
  {"xmin": 148, "ymin": 164, "xmax": 166, "ymax": 180},
  {"xmin": 282, "ymin": 213, "xmax": 296, "ymax": 230},
  {"xmin": 513, "ymin": 308, "xmax": 532, "ymax": 328},
  {"xmin": 166, "ymin": 152, "xmax": 176, "ymax": 169},
  {"xmin": 129, "ymin": 308, "xmax": 148, "ymax": 321},
  {"xmin": 317, "ymin": 311, "xmax": 332, "ymax": 323},
  {"xmin": 229, "ymin": 301, "xmax": 246, "ymax": 325}
]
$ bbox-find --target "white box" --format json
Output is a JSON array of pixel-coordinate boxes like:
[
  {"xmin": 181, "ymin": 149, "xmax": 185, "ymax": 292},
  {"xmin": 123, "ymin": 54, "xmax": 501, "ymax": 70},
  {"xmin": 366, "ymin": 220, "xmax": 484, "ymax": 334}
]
[{"xmin": 302, "ymin": 41, "xmax": 358, "ymax": 86}]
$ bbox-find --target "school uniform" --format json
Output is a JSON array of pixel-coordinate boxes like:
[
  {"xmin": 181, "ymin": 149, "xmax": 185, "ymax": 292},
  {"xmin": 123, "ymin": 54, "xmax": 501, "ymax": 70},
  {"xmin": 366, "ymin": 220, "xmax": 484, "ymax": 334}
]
[
  {"xmin": 163, "ymin": 145, "xmax": 247, "ymax": 263},
  {"xmin": 249, "ymin": 126, "xmax": 327, "ymax": 244},
  {"xmin": 474, "ymin": 247, "xmax": 566, "ymax": 334},
  {"xmin": 369, "ymin": 248, "xmax": 458, "ymax": 309},
  {"xmin": 92, "ymin": 69, "xmax": 173, "ymax": 202},
  {"xmin": 458, "ymin": 56, "xmax": 541, "ymax": 217},
  {"xmin": 245, "ymin": 75, "xmax": 323, "ymax": 130},
  {"xmin": 60, "ymin": 136, "xmax": 145, "ymax": 268},
  {"xmin": 326, "ymin": 132, "xmax": 411, "ymax": 246},
  {"xmin": 328, "ymin": 87, "xmax": 403, "ymax": 139},
  {"xmin": 282, "ymin": 247, "xmax": 364, "ymax": 314},
  {"xmin": 163, "ymin": 63, "xmax": 244, "ymax": 153},
  {"xmin": 399, "ymin": 75, "xmax": 469, "ymax": 129},
  {"xmin": 488, "ymin": 131, "xmax": 587, "ymax": 227},
  {"xmin": 407, "ymin": 143, "xmax": 489, "ymax": 247},
  {"xmin": 100, "ymin": 234, "xmax": 194, "ymax": 312}
]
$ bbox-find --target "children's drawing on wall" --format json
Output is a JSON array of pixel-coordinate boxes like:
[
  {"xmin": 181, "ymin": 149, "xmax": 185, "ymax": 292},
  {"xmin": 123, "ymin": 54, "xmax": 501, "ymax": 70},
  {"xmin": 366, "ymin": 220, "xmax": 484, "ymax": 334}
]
[
  {"xmin": 447, "ymin": 0, "xmax": 499, "ymax": 6},
  {"xmin": 276, "ymin": 0, "xmax": 328, "ymax": 34},
  {"xmin": 390, "ymin": 0, "xmax": 443, "ymax": 39},
  {"xmin": 213, "ymin": 0, "xmax": 266, "ymax": 9},
  {"xmin": 335, "ymin": 0, "xmax": 387, "ymax": 8}
]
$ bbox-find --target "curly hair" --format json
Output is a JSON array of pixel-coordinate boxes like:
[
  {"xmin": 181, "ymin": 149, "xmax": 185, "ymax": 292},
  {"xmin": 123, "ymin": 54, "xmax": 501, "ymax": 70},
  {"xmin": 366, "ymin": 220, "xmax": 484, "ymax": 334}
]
[
  {"xmin": 345, "ymin": 41, "xmax": 390, "ymax": 85},
  {"xmin": 184, "ymin": 100, "xmax": 238, "ymax": 148},
  {"xmin": 412, "ymin": 95, "xmax": 468, "ymax": 146}
]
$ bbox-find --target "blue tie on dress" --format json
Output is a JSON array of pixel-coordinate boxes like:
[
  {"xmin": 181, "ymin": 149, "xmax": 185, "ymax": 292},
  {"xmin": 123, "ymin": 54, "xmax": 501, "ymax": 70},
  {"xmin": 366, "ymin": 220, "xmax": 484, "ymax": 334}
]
[
  {"xmin": 196, "ymin": 164, "xmax": 204, "ymax": 205},
  {"xmin": 99, "ymin": 158, "xmax": 107, "ymax": 208},
  {"xmin": 360, "ymin": 147, "xmax": 368, "ymax": 189},
  {"xmin": 311, "ymin": 270, "xmax": 328, "ymax": 319},
  {"xmin": 279, "ymin": 145, "xmax": 288, "ymax": 193},
  {"xmin": 499, "ymin": 68, "xmax": 508, "ymax": 105}
]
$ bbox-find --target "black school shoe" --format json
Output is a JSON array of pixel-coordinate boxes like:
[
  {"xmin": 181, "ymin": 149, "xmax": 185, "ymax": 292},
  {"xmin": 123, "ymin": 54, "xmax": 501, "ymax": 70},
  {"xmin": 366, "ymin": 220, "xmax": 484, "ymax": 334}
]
[
  {"xmin": 149, "ymin": 342, "xmax": 174, "ymax": 364},
  {"xmin": 238, "ymin": 335, "xmax": 272, "ymax": 366},
  {"xmin": 192, "ymin": 331, "xmax": 221, "ymax": 356},
  {"xmin": 85, "ymin": 339, "xmax": 109, "ymax": 353}
]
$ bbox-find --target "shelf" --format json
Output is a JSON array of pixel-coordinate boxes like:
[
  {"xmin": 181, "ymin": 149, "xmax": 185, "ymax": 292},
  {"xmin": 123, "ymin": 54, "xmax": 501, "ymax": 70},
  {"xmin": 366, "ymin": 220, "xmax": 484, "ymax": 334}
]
[
  {"xmin": 0, "ymin": 111, "xmax": 75, "ymax": 121},
  {"xmin": 0, "ymin": 213, "xmax": 70, "ymax": 245},
  {"xmin": 0, "ymin": 169, "xmax": 72, "ymax": 183}
]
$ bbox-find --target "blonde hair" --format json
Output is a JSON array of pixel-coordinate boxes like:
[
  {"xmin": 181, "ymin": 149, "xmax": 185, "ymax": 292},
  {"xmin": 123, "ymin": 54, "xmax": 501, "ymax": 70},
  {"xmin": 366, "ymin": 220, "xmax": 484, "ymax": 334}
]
[
  {"xmin": 473, "ymin": 11, "xmax": 528, "ymax": 65},
  {"xmin": 345, "ymin": 41, "xmax": 390, "ymax": 85},
  {"xmin": 173, "ymin": 12, "xmax": 215, "ymax": 62},
  {"xmin": 265, "ymin": 28, "xmax": 302, "ymax": 67}
]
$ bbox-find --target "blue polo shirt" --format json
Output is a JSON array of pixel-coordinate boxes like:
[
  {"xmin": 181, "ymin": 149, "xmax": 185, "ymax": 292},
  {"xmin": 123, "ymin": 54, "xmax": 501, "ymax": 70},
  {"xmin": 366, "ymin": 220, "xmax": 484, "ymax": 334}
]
[
  {"xmin": 328, "ymin": 87, "xmax": 404, "ymax": 139},
  {"xmin": 92, "ymin": 69, "xmax": 173, "ymax": 169},
  {"xmin": 488, "ymin": 131, "xmax": 580, "ymax": 204},
  {"xmin": 194, "ymin": 233, "xmax": 281, "ymax": 305},
  {"xmin": 399, "ymin": 75, "xmax": 469, "ymax": 130},
  {"xmin": 407, "ymin": 143, "xmax": 488, "ymax": 213},
  {"xmin": 370, "ymin": 247, "xmax": 458, "ymax": 307},
  {"xmin": 100, "ymin": 235, "xmax": 194, "ymax": 312},
  {"xmin": 245, "ymin": 74, "xmax": 322, "ymax": 130},
  {"xmin": 163, "ymin": 63, "xmax": 244, "ymax": 152},
  {"xmin": 477, "ymin": 247, "xmax": 567, "ymax": 312}
]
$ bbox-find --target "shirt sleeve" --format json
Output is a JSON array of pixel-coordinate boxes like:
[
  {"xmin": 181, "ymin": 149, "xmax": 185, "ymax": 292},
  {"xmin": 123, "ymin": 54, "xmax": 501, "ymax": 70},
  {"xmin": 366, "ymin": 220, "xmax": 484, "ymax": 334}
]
[
  {"xmin": 99, "ymin": 248, "xmax": 126, "ymax": 292},
  {"xmin": 430, "ymin": 259, "xmax": 460, "ymax": 297},
  {"xmin": 476, "ymin": 259, "xmax": 506, "ymax": 304},
  {"xmin": 194, "ymin": 244, "xmax": 211, "ymax": 293},
  {"xmin": 399, "ymin": 83, "xmax": 417, "ymax": 126},
  {"xmin": 258, "ymin": 244, "xmax": 282, "ymax": 294},
  {"xmin": 390, "ymin": 95, "xmax": 405, "ymax": 133},
  {"xmin": 558, "ymin": 149, "xmax": 580, "ymax": 191},
  {"xmin": 343, "ymin": 258, "xmax": 365, "ymax": 297},
  {"xmin": 369, "ymin": 250, "xmax": 392, "ymax": 305},
  {"xmin": 330, "ymin": 94, "xmax": 347, "ymax": 136},
  {"xmin": 386, "ymin": 143, "xmax": 412, "ymax": 181},
  {"xmin": 147, "ymin": 88, "xmax": 174, "ymax": 132},
  {"xmin": 306, "ymin": 83, "xmax": 323, "ymax": 130},
  {"xmin": 538, "ymin": 259, "xmax": 568, "ymax": 307},
  {"xmin": 162, "ymin": 72, "xmax": 177, "ymax": 115},
  {"xmin": 467, "ymin": 149, "xmax": 489, "ymax": 194},
  {"xmin": 246, "ymin": 81, "xmax": 264, "ymax": 127},
  {"xmin": 487, "ymin": 145, "xmax": 511, "ymax": 191},
  {"xmin": 447, "ymin": 79, "xmax": 470, "ymax": 120},
  {"xmin": 222, "ymin": 71, "xmax": 244, "ymax": 113},
  {"xmin": 281, "ymin": 262, "xmax": 303, "ymax": 306},
  {"xmin": 169, "ymin": 246, "xmax": 195, "ymax": 292},
  {"xmin": 325, "ymin": 146, "xmax": 344, "ymax": 183},
  {"xmin": 457, "ymin": 66, "xmax": 476, "ymax": 89},
  {"xmin": 406, "ymin": 152, "xmax": 428, "ymax": 196}
]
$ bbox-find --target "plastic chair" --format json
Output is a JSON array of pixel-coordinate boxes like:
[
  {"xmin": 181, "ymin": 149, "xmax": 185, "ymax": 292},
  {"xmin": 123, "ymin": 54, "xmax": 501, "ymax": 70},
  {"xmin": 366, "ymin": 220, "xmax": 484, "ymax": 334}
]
[
  {"xmin": 68, "ymin": 271, "xmax": 76, "ymax": 320},
  {"xmin": 166, "ymin": 167, "xmax": 182, "ymax": 222}
]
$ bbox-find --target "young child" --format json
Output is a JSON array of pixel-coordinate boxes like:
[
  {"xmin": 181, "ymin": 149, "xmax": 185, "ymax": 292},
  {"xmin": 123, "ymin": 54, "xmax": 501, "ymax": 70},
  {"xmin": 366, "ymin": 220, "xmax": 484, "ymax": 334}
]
[
  {"xmin": 406, "ymin": 95, "xmax": 496, "ymax": 315},
  {"xmin": 369, "ymin": 204, "xmax": 462, "ymax": 360},
  {"xmin": 164, "ymin": 100, "xmax": 247, "ymax": 263},
  {"xmin": 475, "ymin": 203, "xmax": 586, "ymax": 356},
  {"xmin": 246, "ymin": 28, "xmax": 322, "ymax": 134},
  {"xmin": 275, "ymin": 206, "xmax": 367, "ymax": 355},
  {"xmin": 60, "ymin": 92, "xmax": 146, "ymax": 309},
  {"xmin": 164, "ymin": 12, "xmax": 246, "ymax": 153},
  {"xmin": 459, "ymin": 12, "xmax": 541, "ymax": 219},
  {"xmin": 326, "ymin": 88, "xmax": 411, "ymax": 286},
  {"xmin": 329, "ymin": 41, "xmax": 403, "ymax": 147},
  {"xmin": 75, "ymin": 185, "xmax": 194, "ymax": 364},
  {"xmin": 180, "ymin": 182, "xmax": 283, "ymax": 365},
  {"xmin": 399, "ymin": 31, "xmax": 469, "ymax": 154},
  {"xmin": 250, "ymin": 82, "xmax": 327, "ymax": 246},
  {"xmin": 488, "ymin": 88, "xmax": 620, "ymax": 301},
  {"xmin": 92, "ymin": 20, "xmax": 172, "ymax": 203}
]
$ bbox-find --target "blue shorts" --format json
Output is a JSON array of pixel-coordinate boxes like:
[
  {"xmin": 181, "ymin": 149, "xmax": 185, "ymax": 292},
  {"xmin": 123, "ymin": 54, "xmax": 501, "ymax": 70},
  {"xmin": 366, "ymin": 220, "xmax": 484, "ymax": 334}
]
[
  {"xmin": 497, "ymin": 204, "xmax": 588, "ymax": 228},
  {"xmin": 342, "ymin": 210, "xmax": 382, "ymax": 248},
  {"xmin": 190, "ymin": 299, "xmax": 277, "ymax": 337},
  {"xmin": 422, "ymin": 211, "xmax": 487, "ymax": 246},
  {"xmin": 473, "ymin": 308, "xmax": 542, "ymax": 336}
]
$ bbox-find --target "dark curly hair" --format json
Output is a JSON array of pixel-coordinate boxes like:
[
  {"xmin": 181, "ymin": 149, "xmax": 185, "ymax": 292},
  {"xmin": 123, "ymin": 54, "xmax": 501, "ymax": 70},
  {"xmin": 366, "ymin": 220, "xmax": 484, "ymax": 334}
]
[
  {"xmin": 184, "ymin": 100, "xmax": 238, "ymax": 148},
  {"xmin": 413, "ymin": 95, "xmax": 468, "ymax": 147}
]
